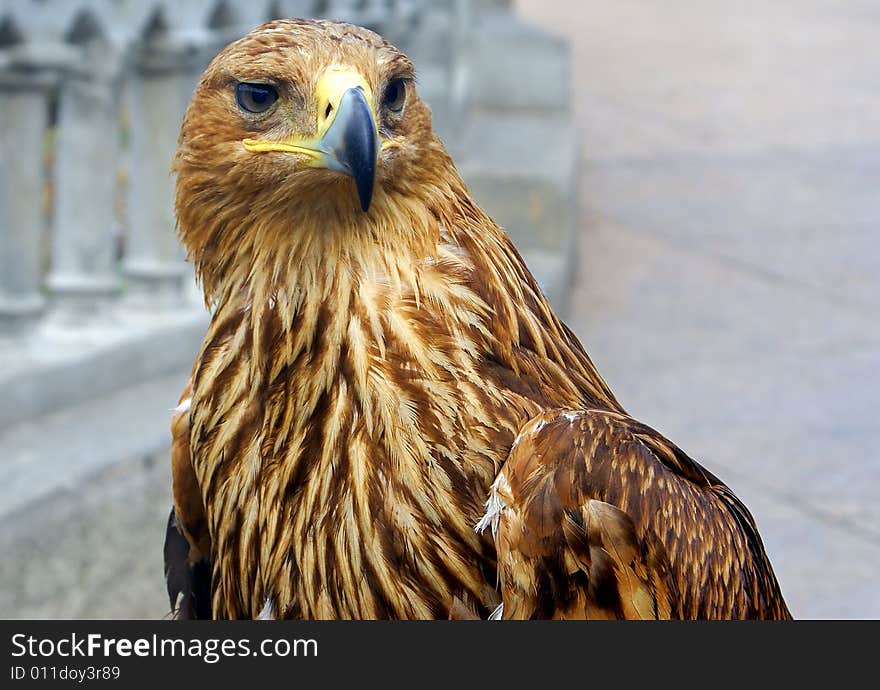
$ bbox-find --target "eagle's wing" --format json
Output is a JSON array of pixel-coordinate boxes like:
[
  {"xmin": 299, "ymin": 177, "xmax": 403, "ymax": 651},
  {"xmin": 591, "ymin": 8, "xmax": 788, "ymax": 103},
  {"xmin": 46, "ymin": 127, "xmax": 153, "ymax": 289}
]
[
  {"xmin": 164, "ymin": 379, "xmax": 213, "ymax": 619},
  {"xmin": 480, "ymin": 409, "xmax": 791, "ymax": 620}
]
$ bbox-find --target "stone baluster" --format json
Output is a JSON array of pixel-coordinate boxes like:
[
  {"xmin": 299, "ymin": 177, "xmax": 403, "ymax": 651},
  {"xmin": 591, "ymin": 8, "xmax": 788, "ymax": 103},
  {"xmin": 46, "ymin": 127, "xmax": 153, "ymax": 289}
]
[
  {"xmin": 356, "ymin": 1, "xmax": 391, "ymax": 33},
  {"xmin": 45, "ymin": 25, "xmax": 123, "ymax": 318},
  {"xmin": 270, "ymin": 1, "xmax": 320, "ymax": 20},
  {"xmin": 122, "ymin": 29, "xmax": 203, "ymax": 307},
  {"xmin": 398, "ymin": 1, "xmax": 456, "ymax": 140},
  {"xmin": 325, "ymin": 1, "xmax": 360, "ymax": 22},
  {"xmin": 392, "ymin": 0, "xmax": 421, "ymax": 29},
  {"xmin": 0, "ymin": 42, "xmax": 73, "ymax": 333}
]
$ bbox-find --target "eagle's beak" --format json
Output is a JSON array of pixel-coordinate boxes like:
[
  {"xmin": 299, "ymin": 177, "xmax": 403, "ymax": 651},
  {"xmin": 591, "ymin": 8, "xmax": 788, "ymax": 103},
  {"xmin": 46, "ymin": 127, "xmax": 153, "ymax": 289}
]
[
  {"xmin": 242, "ymin": 68, "xmax": 379, "ymax": 212},
  {"xmin": 315, "ymin": 86, "xmax": 378, "ymax": 212}
]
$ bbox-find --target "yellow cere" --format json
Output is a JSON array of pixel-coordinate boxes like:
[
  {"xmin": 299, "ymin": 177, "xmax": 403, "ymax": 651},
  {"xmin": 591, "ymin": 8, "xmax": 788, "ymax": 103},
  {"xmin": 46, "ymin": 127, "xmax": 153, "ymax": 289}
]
[{"xmin": 314, "ymin": 66, "xmax": 374, "ymax": 137}]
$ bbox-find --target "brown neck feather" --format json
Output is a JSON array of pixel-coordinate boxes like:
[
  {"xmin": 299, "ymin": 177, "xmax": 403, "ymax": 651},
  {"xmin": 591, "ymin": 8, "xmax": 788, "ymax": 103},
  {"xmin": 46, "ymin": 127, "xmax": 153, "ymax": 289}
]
[{"xmin": 181, "ymin": 146, "xmax": 622, "ymax": 617}]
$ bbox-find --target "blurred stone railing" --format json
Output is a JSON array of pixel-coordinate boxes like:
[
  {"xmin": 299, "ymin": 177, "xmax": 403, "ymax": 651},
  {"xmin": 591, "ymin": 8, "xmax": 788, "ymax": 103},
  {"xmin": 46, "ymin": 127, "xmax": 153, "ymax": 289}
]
[{"xmin": 0, "ymin": 0, "xmax": 574, "ymax": 432}]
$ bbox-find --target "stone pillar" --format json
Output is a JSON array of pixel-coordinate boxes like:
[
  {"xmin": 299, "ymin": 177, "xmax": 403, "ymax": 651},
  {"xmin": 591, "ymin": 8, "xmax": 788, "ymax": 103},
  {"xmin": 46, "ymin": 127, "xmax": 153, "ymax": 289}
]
[
  {"xmin": 392, "ymin": 0, "xmax": 421, "ymax": 31},
  {"xmin": 0, "ymin": 45, "xmax": 70, "ymax": 333},
  {"xmin": 356, "ymin": 1, "xmax": 393, "ymax": 33},
  {"xmin": 45, "ymin": 38, "xmax": 122, "ymax": 317},
  {"xmin": 403, "ymin": 1, "xmax": 457, "ymax": 140},
  {"xmin": 122, "ymin": 32, "xmax": 203, "ymax": 307},
  {"xmin": 271, "ymin": 1, "xmax": 319, "ymax": 19},
  {"xmin": 325, "ymin": 1, "xmax": 359, "ymax": 22}
]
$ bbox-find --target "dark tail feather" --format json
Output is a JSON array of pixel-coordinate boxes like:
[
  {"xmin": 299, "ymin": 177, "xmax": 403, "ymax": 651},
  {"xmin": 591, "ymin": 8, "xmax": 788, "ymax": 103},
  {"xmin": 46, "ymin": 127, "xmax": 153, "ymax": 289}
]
[{"xmin": 163, "ymin": 508, "xmax": 212, "ymax": 620}]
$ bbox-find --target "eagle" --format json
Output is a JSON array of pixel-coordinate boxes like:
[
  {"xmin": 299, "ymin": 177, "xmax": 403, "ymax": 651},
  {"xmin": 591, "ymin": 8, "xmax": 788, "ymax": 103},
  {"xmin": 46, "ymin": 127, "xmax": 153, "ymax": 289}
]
[{"xmin": 163, "ymin": 18, "xmax": 791, "ymax": 620}]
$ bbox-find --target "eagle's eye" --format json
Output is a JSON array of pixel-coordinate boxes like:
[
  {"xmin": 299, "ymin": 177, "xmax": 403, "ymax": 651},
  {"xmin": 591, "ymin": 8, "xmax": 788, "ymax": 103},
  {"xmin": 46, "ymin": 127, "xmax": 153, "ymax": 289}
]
[
  {"xmin": 381, "ymin": 78, "xmax": 407, "ymax": 114},
  {"xmin": 235, "ymin": 83, "xmax": 279, "ymax": 114}
]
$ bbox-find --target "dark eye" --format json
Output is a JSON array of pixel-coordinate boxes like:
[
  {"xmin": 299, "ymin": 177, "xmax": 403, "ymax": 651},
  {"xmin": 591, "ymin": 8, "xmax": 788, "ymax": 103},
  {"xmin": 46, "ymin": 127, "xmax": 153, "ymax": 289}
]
[
  {"xmin": 382, "ymin": 78, "xmax": 407, "ymax": 114},
  {"xmin": 235, "ymin": 82, "xmax": 279, "ymax": 114}
]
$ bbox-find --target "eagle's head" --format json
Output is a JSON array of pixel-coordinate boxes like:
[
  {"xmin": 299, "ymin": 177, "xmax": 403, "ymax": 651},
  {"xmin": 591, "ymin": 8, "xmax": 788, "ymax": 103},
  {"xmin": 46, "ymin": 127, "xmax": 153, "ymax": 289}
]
[{"xmin": 175, "ymin": 19, "xmax": 459, "ymax": 301}]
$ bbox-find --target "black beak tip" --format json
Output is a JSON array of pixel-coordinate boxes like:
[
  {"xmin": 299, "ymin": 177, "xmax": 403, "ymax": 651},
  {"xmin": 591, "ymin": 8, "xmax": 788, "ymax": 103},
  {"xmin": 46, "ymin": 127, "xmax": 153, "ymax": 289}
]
[{"xmin": 356, "ymin": 173, "xmax": 374, "ymax": 212}]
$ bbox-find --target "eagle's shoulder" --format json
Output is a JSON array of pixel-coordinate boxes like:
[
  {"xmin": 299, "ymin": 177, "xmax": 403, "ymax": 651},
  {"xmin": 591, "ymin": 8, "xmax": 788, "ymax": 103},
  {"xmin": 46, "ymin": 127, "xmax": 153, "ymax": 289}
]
[{"xmin": 480, "ymin": 408, "xmax": 791, "ymax": 619}]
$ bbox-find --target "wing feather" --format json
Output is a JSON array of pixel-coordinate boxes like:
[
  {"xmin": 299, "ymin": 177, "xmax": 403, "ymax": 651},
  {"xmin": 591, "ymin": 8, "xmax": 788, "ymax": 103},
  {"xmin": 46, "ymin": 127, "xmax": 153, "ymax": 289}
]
[
  {"xmin": 483, "ymin": 409, "xmax": 790, "ymax": 619},
  {"xmin": 164, "ymin": 378, "xmax": 213, "ymax": 619}
]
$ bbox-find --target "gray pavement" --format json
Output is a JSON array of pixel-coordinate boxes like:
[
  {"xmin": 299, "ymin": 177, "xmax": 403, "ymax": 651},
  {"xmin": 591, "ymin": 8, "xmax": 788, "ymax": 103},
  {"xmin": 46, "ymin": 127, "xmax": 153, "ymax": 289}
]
[
  {"xmin": 0, "ymin": 372, "xmax": 191, "ymax": 619},
  {"xmin": 0, "ymin": 448, "xmax": 173, "ymax": 620},
  {"xmin": 516, "ymin": 0, "xmax": 880, "ymax": 618}
]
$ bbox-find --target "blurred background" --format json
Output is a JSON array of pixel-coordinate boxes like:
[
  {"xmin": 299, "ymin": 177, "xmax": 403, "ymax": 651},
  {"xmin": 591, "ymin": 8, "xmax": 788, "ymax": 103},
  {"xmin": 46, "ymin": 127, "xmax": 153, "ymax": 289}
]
[{"xmin": 0, "ymin": 0, "xmax": 877, "ymax": 619}]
